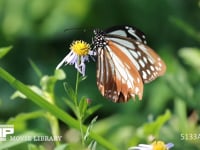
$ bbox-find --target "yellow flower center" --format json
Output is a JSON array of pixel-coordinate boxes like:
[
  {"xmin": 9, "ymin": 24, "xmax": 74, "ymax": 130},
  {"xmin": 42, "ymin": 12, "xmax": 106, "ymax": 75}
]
[
  {"xmin": 70, "ymin": 40, "xmax": 90, "ymax": 56},
  {"xmin": 152, "ymin": 141, "xmax": 167, "ymax": 150}
]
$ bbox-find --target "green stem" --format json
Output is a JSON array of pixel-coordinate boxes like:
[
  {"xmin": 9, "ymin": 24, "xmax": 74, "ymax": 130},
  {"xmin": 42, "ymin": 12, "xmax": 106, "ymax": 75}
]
[
  {"xmin": 78, "ymin": 111, "xmax": 84, "ymax": 146},
  {"xmin": 0, "ymin": 67, "xmax": 118, "ymax": 150},
  {"xmin": 46, "ymin": 112, "xmax": 60, "ymax": 146},
  {"xmin": 74, "ymin": 70, "xmax": 79, "ymax": 106},
  {"xmin": 74, "ymin": 70, "xmax": 84, "ymax": 146}
]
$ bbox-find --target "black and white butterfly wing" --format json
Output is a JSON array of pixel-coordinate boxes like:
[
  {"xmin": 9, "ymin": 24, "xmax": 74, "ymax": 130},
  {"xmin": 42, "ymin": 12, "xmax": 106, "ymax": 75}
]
[
  {"xmin": 105, "ymin": 25, "xmax": 147, "ymax": 44},
  {"xmin": 96, "ymin": 40, "xmax": 144, "ymax": 102},
  {"xmin": 94, "ymin": 25, "xmax": 166, "ymax": 102}
]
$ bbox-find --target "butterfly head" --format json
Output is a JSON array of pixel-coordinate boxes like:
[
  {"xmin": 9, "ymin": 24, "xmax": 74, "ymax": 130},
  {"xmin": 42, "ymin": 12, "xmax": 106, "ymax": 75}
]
[{"xmin": 93, "ymin": 29, "xmax": 108, "ymax": 50}]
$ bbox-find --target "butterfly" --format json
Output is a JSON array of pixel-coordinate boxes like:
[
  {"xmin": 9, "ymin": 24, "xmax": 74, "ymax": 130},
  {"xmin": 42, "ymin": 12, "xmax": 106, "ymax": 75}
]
[{"xmin": 92, "ymin": 25, "xmax": 166, "ymax": 103}]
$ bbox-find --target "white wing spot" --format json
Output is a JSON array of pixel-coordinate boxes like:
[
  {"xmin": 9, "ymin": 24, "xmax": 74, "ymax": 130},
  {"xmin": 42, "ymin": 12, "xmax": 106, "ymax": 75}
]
[
  {"xmin": 138, "ymin": 44, "xmax": 147, "ymax": 51},
  {"xmin": 155, "ymin": 66, "xmax": 159, "ymax": 71},
  {"xmin": 143, "ymin": 57, "xmax": 148, "ymax": 64},
  {"xmin": 136, "ymin": 41, "xmax": 140, "ymax": 45},
  {"xmin": 150, "ymin": 65, "xmax": 155, "ymax": 71},
  {"xmin": 148, "ymin": 57, "xmax": 154, "ymax": 64},
  {"xmin": 137, "ymin": 51, "xmax": 141, "ymax": 56},
  {"xmin": 131, "ymin": 51, "xmax": 139, "ymax": 59},
  {"xmin": 142, "ymin": 71, "xmax": 147, "ymax": 79},
  {"xmin": 139, "ymin": 59, "xmax": 145, "ymax": 68},
  {"xmin": 147, "ymin": 69, "xmax": 151, "ymax": 75},
  {"xmin": 158, "ymin": 62, "xmax": 162, "ymax": 67}
]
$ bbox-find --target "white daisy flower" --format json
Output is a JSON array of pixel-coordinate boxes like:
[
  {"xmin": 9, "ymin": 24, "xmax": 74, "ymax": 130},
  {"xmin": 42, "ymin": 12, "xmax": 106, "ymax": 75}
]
[
  {"xmin": 128, "ymin": 141, "xmax": 174, "ymax": 150},
  {"xmin": 56, "ymin": 40, "xmax": 95, "ymax": 76}
]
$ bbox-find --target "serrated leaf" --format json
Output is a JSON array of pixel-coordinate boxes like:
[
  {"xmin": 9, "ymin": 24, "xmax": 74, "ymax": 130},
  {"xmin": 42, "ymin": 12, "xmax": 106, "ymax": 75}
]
[
  {"xmin": 88, "ymin": 140, "xmax": 97, "ymax": 150},
  {"xmin": 84, "ymin": 116, "xmax": 98, "ymax": 141},
  {"xmin": 63, "ymin": 82, "xmax": 76, "ymax": 101},
  {"xmin": 0, "ymin": 46, "xmax": 12, "ymax": 59},
  {"xmin": 84, "ymin": 104, "xmax": 102, "ymax": 120},
  {"xmin": 64, "ymin": 98, "xmax": 77, "ymax": 116},
  {"xmin": 79, "ymin": 97, "xmax": 88, "ymax": 119}
]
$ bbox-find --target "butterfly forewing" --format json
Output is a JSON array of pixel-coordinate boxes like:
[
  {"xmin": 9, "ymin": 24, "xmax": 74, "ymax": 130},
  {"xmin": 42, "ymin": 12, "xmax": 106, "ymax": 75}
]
[
  {"xmin": 94, "ymin": 25, "xmax": 166, "ymax": 102},
  {"xmin": 135, "ymin": 43, "xmax": 166, "ymax": 83},
  {"xmin": 105, "ymin": 25, "xmax": 147, "ymax": 44},
  {"xmin": 106, "ymin": 36, "xmax": 166, "ymax": 83}
]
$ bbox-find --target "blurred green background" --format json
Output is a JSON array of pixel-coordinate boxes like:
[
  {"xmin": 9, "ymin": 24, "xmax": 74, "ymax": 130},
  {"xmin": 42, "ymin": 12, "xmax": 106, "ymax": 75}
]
[{"xmin": 0, "ymin": 0, "xmax": 200, "ymax": 149}]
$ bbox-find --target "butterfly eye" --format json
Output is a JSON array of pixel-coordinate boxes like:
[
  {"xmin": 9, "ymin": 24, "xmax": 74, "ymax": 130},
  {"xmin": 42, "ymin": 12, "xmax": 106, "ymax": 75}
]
[{"xmin": 93, "ymin": 25, "xmax": 166, "ymax": 102}]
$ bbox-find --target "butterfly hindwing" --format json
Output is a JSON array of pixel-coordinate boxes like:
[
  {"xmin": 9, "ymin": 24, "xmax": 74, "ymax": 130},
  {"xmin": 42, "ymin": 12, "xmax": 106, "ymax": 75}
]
[
  {"xmin": 96, "ymin": 41, "xmax": 144, "ymax": 102},
  {"xmin": 94, "ymin": 25, "xmax": 166, "ymax": 102}
]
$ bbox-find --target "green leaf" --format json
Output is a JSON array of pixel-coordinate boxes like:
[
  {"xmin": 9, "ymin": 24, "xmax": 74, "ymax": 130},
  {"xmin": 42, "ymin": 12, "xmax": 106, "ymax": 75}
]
[
  {"xmin": 0, "ymin": 67, "xmax": 118, "ymax": 150},
  {"xmin": 142, "ymin": 110, "xmax": 171, "ymax": 137},
  {"xmin": 0, "ymin": 46, "xmax": 12, "ymax": 59},
  {"xmin": 28, "ymin": 59, "xmax": 43, "ymax": 78},
  {"xmin": 63, "ymin": 82, "xmax": 76, "ymax": 101},
  {"xmin": 165, "ymin": 65, "xmax": 193, "ymax": 101},
  {"xmin": 7, "ymin": 111, "xmax": 45, "ymax": 124},
  {"xmin": 40, "ymin": 75, "xmax": 56, "ymax": 93},
  {"xmin": 54, "ymin": 144, "xmax": 68, "ymax": 150},
  {"xmin": 11, "ymin": 85, "xmax": 43, "ymax": 100},
  {"xmin": 64, "ymin": 98, "xmax": 77, "ymax": 116},
  {"xmin": 40, "ymin": 70, "xmax": 66, "ymax": 94},
  {"xmin": 84, "ymin": 116, "xmax": 98, "ymax": 141},
  {"xmin": 79, "ymin": 96, "xmax": 88, "ymax": 119},
  {"xmin": 170, "ymin": 17, "xmax": 200, "ymax": 42},
  {"xmin": 179, "ymin": 47, "xmax": 200, "ymax": 70},
  {"xmin": 85, "ymin": 104, "xmax": 102, "ymax": 120},
  {"xmin": 6, "ymin": 111, "xmax": 45, "ymax": 132},
  {"xmin": 54, "ymin": 69, "xmax": 66, "ymax": 80},
  {"xmin": 88, "ymin": 141, "xmax": 97, "ymax": 150},
  {"xmin": 174, "ymin": 98, "xmax": 187, "ymax": 132},
  {"xmin": 79, "ymin": 75, "xmax": 87, "ymax": 82}
]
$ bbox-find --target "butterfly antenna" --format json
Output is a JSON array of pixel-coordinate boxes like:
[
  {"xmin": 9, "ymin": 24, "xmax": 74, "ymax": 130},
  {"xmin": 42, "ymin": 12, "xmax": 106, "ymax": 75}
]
[{"xmin": 64, "ymin": 26, "xmax": 94, "ymax": 33}]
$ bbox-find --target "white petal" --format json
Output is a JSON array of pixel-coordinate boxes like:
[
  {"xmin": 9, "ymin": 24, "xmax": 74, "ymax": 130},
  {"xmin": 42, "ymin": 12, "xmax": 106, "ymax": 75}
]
[
  {"xmin": 56, "ymin": 51, "xmax": 77, "ymax": 69},
  {"xmin": 56, "ymin": 54, "xmax": 70, "ymax": 70}
]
